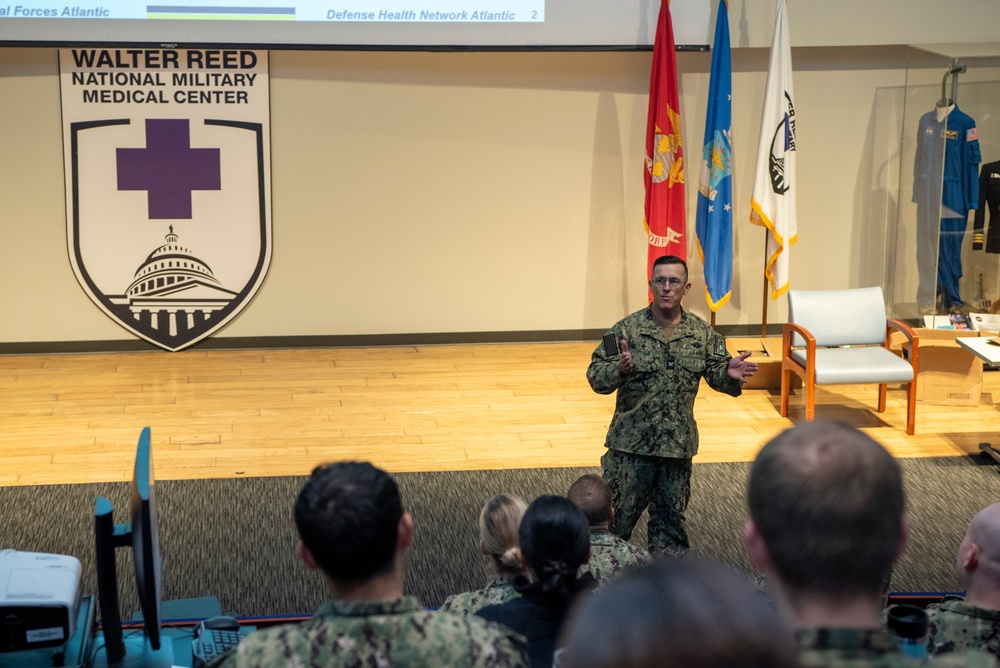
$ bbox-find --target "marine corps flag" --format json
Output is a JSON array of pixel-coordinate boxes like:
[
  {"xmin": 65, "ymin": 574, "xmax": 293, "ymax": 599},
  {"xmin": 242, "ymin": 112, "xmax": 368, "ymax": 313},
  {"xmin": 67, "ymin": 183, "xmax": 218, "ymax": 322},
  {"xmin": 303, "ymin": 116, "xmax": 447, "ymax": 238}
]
[
  {"xmin": 644, "ymin": 0, "xmax": 686, "ymax": 284},
  {"xmin": 695, "ymin": 0, "xmax": 733, "ymax": 312},
  {"xmin": 750, "ymin": 0, "xmax": 797, "ymax": 300}
]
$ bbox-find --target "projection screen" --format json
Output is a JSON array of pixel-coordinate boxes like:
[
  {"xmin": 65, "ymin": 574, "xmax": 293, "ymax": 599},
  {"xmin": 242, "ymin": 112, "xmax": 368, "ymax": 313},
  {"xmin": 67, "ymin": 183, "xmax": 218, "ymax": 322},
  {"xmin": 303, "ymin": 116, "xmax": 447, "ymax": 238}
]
[{"xmin": 0, "ymin": 0, "xmax": 711, "ymax": 50}]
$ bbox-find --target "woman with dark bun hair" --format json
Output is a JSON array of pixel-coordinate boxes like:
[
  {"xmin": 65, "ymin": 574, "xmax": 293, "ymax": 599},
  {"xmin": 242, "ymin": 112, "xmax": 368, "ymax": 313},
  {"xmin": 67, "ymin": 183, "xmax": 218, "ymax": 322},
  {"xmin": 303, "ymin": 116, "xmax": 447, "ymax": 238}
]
[
  {"xmin": 477, "ymin": 495, "xmax": 596, "ymax": 668},
  {"xmin": 440, "ymin": 493, "xmax": 528, "ymax": 615}
]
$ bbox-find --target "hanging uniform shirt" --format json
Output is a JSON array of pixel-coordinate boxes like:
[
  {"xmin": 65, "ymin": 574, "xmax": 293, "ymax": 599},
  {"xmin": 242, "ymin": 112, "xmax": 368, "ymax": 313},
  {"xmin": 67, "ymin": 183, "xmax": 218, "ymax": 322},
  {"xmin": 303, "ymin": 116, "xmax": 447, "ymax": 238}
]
[{"xmin": 973, "ymin": 160, "xmax": 1000, "ymax": 253}]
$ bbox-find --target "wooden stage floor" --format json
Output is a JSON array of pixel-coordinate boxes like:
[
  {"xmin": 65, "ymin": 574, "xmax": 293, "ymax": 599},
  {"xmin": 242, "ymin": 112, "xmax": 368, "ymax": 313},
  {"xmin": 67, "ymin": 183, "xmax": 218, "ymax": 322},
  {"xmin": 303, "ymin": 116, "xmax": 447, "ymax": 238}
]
[{"xmin": 1, "ymin": 342, "xmax": 997, "ymax": 486}]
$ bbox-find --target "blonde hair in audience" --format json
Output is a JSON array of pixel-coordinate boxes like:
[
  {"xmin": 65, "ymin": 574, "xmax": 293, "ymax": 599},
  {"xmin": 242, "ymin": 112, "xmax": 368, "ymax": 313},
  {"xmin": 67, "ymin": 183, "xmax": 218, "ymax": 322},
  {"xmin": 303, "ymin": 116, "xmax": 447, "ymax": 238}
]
[{"xmin": 480, "ymin": 494, "xmax": 528, "ymax": 575}]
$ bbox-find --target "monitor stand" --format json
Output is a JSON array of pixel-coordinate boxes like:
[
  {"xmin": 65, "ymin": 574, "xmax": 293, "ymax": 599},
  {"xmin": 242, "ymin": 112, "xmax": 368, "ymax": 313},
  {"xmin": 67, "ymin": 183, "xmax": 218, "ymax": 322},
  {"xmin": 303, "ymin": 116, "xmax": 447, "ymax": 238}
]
[{"xmin": 91, "ymin": 635, "xmax": 175, "ymax": 668}]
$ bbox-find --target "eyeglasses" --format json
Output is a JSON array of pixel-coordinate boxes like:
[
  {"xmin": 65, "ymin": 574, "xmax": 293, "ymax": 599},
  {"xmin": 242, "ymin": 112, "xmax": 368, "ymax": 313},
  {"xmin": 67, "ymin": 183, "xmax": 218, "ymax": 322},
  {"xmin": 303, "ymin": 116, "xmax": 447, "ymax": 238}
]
[{"xmin": 650, "ymin": 277, "xmax": 684, "ymax": 288}]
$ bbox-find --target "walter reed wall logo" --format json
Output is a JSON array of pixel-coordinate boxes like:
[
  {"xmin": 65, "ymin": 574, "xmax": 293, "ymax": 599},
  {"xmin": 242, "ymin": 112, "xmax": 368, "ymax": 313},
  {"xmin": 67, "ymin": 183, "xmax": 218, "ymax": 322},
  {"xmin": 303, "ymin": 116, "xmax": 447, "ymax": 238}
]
[{"xmin": 59, "ymin": 49, "xmax": 272, "ymax": 352}]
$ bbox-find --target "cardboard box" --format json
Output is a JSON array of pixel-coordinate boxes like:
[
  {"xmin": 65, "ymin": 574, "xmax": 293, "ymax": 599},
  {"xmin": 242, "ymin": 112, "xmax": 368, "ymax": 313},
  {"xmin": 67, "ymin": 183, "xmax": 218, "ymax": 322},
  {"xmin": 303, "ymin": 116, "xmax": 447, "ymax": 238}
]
[
  {"xmin": 725, "ymin": 336, "xmax": 800, "ymax": 390},
  {"xmin": 891, "ymin": 328, "xmax": 983, "ymax": 406}
]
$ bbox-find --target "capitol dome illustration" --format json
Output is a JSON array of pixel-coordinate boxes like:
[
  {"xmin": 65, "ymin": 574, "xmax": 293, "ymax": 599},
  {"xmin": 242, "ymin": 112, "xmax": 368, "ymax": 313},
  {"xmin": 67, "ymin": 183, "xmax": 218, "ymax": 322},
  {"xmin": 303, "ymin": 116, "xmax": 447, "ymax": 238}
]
[{"xmin": 111, "ymin": 226, "xmax": 238, "ymax": 339}]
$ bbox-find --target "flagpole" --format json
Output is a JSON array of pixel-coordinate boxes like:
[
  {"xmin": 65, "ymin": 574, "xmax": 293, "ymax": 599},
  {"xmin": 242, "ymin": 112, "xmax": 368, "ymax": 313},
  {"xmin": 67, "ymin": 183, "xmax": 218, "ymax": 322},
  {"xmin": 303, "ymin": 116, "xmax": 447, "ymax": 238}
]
[{"xmin": 761, "ymin": 230, "xmax": 769, "ymax": 338}]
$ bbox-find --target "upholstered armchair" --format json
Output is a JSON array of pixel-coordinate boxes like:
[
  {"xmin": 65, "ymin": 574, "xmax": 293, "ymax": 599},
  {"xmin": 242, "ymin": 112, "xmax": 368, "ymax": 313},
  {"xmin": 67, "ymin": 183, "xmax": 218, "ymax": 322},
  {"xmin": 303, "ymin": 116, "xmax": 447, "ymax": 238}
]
[{"xmin": 780, "ymin": 286, "xmax": 919, "ymax": 435}]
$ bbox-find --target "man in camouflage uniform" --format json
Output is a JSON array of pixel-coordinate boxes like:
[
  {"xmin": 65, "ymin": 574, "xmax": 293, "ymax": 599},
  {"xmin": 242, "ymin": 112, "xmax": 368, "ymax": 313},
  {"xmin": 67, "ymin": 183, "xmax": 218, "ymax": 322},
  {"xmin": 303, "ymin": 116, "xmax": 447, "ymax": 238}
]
[
  {"xmin": 745, "ymin": 421, "xmax": 996, "ymax": 667},
  {"xmin": 928, "ymin": 503, "xmax": 1000, "ymax": 658},
  {"xmin": 208, "ymin": 461, "xmax": 528, "ymax": 668},
  {"xmin": 587, "ymin": 255, "xmax": 755, "ymax": 555},
  {"xmin": 567, "ymin": 473, "xmax": 650, "ymax": 586}
]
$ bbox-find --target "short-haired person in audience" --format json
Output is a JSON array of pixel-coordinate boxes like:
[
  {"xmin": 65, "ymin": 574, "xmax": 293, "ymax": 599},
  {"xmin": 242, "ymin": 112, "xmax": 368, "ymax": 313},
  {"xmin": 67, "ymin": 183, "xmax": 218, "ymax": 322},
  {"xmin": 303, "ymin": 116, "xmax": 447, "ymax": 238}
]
[
  {"xmin": 566, "ymin": 474, "xmax": 650, "ymax": 586},
  {"xmin": 208, "ymin": 461, "xmax": 528, "ymax": 668},
  {"xmin": 744, "ymin": 421, "xmax": 996, "ymax": 667},
  {"xmin": 560, "ymin": 558, "xmax": 799, "ymax": 668},
  {"xmin": 928, "ymin": 502, "xmax": 1000, "ymax": 658},
  {"xmin": 587, "ymin": 254, "xmax": 757, "ymax": 556},
  {"xmin": 477, "ymin": 495, "xmax": 597, "ymax": 668},
  {"xmin": 440, "ymin": 493, "xmax": 528, "ymax": 615}
]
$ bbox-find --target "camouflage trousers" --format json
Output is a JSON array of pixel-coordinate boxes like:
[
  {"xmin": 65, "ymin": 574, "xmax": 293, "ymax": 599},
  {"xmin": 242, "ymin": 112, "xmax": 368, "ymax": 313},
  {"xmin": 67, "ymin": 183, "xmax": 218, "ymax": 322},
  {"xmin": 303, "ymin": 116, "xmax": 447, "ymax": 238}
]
[{"xmin": 601, "ymin": 448, "xmax": 692, "ymax": 556}]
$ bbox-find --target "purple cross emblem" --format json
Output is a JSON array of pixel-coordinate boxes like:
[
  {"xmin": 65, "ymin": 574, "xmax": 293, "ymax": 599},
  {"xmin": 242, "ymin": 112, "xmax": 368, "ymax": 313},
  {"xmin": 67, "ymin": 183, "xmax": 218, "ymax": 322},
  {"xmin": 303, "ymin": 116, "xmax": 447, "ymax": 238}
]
[{"xmin": 117, "ymin": 119, "xmax": 221, "ymax": 219}]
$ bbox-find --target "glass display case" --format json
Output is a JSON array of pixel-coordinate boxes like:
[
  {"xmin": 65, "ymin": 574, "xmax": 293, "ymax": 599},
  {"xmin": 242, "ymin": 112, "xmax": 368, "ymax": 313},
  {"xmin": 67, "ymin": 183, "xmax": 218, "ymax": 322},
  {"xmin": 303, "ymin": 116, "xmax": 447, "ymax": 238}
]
[{"xmin": 886, "ymin": 44, "xmax": 1000, "ymax": 326}]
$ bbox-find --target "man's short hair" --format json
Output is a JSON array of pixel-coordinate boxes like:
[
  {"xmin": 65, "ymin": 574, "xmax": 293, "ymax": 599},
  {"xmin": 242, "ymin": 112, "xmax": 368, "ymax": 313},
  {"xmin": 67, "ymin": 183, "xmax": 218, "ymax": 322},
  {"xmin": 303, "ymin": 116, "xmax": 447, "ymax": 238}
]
[
  {"xmin": 651, "ymin": 255, "xmax": 688, "ymax": 281},
  {"xmin": 567, "ymin": 474, "xmax": 613, "ymax": 526},
  {"xmin": 293, "ymin": 461, "xmax": 403, "ymax": 584},
  {"xmin": 747, "ymin": 421, "xmax": 905, "ymax": 597}
]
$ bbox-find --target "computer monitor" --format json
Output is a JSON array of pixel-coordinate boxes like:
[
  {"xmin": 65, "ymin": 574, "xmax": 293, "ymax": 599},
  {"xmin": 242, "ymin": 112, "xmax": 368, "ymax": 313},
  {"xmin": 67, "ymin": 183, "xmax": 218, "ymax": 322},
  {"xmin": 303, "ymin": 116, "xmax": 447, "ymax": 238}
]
[{"xmin": 92, "ymin": 426, "xmax": 173, "ymax": 668}]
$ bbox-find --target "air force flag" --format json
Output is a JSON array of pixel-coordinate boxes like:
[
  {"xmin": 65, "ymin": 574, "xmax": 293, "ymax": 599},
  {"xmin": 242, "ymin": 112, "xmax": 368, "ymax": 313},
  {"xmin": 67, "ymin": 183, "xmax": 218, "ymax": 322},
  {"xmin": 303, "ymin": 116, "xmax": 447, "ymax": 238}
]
[
  {"xmin": 750, "ymin": 0, "xmax": 797, "ymax": 300},
  {"xmin": 696, "ymin": 0, "xmax": 733, "ymax": 312}
]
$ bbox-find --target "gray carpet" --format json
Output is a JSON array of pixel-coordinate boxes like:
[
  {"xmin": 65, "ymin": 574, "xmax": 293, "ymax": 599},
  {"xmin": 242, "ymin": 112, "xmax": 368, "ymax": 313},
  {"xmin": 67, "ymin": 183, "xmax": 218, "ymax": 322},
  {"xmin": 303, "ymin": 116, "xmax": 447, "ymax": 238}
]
[{"xmin": 1, "ymin": 456, "xmax": 998, "ymax": 619}]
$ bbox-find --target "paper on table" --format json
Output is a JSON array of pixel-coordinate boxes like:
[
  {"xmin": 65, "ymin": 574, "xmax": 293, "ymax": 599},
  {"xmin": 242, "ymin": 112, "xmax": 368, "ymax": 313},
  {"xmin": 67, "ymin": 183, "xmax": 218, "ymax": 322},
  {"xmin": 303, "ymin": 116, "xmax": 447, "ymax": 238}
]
[
  {"xmin": 923, "ymin": 315, "xmax": 954, "ymax": 329},
  {"xmin": 969, "ymin": 312, "xmax": 1000, "ymax": 332}
]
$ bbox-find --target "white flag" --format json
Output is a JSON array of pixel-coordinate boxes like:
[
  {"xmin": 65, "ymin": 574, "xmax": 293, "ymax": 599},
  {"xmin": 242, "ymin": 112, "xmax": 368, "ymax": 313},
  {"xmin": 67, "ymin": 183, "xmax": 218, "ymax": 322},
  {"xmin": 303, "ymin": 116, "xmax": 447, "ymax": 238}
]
[{"xmin": 750, "ymin": 0, "xmax": 797, "ymax": 300}]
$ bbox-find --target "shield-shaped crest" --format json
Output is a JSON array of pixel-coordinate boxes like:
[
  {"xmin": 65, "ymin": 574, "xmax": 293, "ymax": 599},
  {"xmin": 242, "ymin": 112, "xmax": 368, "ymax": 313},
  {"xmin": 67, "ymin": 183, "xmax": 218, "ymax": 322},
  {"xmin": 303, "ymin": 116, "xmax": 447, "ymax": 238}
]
[{"xmin": 68, "ymin": 116, "xmax": 271, "ymax": 351}]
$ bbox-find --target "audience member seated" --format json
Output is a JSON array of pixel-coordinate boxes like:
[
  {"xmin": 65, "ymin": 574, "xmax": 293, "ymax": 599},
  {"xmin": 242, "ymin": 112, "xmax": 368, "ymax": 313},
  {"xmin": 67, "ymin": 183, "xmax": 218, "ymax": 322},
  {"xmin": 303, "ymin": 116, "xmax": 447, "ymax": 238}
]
[
  {"xmin": 928, "ymin": 502, "xmax": 1000, "ymax": 658},
  {"xmin": 440, "ymin": 493, "xmax": 528, "ymax": 615},
  {"xmin": 208, "ymin": 461, "xmax": 528, "ymax": 667},
  {"xmin": 566, "ymin": 473, "xmax": 650, "ymax": 587},
  {"xmin": 744, "ymin": 420, "xmax": 996, "ymax": 667},
  {"xmin": 477, "ymin": 495, "xmax": 597, "ymax": 668},
  {"xmin": 559, "ymin": 557, "xmax": 798, "ymax": 667}
]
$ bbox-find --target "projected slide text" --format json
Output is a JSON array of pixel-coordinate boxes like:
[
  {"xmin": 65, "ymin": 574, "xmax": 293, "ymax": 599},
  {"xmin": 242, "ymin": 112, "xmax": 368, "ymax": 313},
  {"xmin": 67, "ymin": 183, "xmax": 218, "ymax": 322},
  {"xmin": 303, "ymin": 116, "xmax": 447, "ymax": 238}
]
[{"xmin": 0, "ymin": 2, "xmax": 545, "ymax": 22}]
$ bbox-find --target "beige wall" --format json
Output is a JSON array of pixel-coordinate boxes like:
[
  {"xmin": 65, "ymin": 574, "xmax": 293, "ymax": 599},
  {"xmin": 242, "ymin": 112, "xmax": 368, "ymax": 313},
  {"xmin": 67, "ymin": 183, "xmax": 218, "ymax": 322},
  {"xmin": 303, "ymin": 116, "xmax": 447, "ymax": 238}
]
[
  {"xmin": 0, "ymin": 45, "xmax": 907, "ymax": 343},
  {"xmin": 2, "ymin": 27, "xmax": 996, "ymax": 344}
]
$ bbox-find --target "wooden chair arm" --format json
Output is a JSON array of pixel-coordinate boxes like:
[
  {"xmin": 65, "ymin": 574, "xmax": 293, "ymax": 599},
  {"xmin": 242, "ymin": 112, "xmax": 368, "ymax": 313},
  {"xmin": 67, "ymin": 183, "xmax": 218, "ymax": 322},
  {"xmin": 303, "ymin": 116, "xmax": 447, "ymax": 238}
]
[
  {"xmin": 782, "ymin": 321, "xmax": 816, "ymax": 358},
  {"xmin": 886, "ymin": 318, "xmax": 919, "ymax": 375},
  {"xmin": 886, "ymin": 318, "xmax": 918, "ymax": 349}
]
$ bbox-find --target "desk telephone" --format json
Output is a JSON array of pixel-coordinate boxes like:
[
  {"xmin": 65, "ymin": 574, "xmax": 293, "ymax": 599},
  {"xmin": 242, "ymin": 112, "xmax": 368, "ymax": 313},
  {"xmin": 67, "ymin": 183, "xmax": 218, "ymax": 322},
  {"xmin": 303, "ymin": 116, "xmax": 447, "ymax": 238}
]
[{"xmin": 192, "ymin": 616, "xmax": 253, "ymax": 668}]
